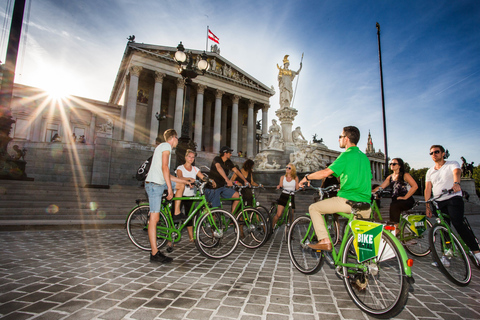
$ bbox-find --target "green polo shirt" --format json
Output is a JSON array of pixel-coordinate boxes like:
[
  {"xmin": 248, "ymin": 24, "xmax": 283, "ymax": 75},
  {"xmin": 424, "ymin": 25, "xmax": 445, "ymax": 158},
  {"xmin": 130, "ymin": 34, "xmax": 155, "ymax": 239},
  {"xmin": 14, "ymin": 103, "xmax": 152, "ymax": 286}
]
[{"xmin": 328, "ymin": 146, "xmax": 372, "ymax": 202}]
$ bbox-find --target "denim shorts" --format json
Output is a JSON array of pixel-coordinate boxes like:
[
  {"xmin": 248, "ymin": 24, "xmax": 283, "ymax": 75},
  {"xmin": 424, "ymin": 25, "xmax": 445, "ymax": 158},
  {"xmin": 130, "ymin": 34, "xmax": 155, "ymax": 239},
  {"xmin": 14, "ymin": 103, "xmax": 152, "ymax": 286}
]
[
  {"xmin": 145, "ymin": 181, "xmax": 176, "ymax": 213},
  {"xmin": 204, "ymin": 186, "xmax": 236, "ymax": 208}
]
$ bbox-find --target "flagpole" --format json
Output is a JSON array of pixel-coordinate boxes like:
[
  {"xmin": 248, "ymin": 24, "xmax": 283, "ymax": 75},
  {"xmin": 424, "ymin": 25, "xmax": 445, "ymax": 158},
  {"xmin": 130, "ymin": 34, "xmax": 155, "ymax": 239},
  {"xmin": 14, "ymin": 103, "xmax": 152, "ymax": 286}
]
[
  {"xmin": 206, "ymin": 26, "xmax": 209, "ymax": 51},
  {"xmin": 291, "ymin": 52, "xmax": 304, "ymax": 109}
]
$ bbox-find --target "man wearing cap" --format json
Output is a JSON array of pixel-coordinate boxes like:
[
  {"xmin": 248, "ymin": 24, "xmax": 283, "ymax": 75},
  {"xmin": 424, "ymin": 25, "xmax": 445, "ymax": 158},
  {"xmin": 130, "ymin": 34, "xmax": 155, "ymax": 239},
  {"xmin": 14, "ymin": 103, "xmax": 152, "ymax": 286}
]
[{"xmin": 205, "ymin": 146, "xmax": 249, "ymax": 211}]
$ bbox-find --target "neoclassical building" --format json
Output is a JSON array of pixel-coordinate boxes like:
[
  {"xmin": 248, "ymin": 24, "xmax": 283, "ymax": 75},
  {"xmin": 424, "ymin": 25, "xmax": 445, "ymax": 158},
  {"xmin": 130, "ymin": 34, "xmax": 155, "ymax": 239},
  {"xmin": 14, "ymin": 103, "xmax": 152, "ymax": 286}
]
[
  {"xmin": 109, "ymin": 41, "xmax": 274, "ymax": 157},
  {"xmin": 3, "ymin": 41, "xmax": 385, "ymax": 185}
]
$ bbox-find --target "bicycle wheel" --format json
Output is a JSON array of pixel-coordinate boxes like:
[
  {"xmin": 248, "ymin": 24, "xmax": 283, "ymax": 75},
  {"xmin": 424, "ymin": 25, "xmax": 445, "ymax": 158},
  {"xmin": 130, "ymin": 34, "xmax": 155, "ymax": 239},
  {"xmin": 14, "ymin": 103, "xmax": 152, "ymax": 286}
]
[
  {"xmin": 283, "ymin": 207, "xmax": 293, "ymax": 243},
  {"xmin": 429, "ymin": 224, "xmax": 471, "ymax": 286},
  {"xmin": 195, "ymin": 209, "xmax": 239, "ymax": 259},
  {"xmin": 237, "ymin": 208, "xmax": 268, "ymax": 249},
  {"xmin": 256, "ymin": 205, "xmax": 273, "ymax": 241},
  {"xmin": 401, "ymin": 217, "xmax": 432, "ymax": 257},
  {"xmin": 326, "ymin": 214, "xmax": 340, "ymax": 246},
  {"xmin": 126, "ymin": 206, "xmax": 168, "ymax": 251},
  {"xmin": 342, "ymin": 232, "xmax": 410, "ymax": 318},
  {"xmin": 287, "ymin": 216, "xmax": 324, "ymax": 274}
]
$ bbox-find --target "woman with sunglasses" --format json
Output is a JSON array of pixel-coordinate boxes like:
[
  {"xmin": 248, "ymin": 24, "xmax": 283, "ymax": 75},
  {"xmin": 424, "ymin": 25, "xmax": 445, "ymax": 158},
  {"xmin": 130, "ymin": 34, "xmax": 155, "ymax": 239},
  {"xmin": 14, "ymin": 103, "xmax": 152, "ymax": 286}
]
[
  {"xmin": 271, "ymin": 163, "xmax": 299, "ymax": 228},
  {"xmin": 373, "ymin": 158, "xmax": 418, "ymax": 231}
]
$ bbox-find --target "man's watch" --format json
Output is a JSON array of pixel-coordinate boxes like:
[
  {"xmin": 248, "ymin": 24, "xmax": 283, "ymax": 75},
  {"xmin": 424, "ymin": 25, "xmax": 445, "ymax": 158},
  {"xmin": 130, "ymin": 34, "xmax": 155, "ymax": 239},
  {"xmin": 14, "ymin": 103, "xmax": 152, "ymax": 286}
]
[
  {"xmin": 304, "ymin": 174, "xmax": 310, "ymax": 181},
  {"xmin": 454, "ymin": 182, "xmax": 460, "ymax": 185}
]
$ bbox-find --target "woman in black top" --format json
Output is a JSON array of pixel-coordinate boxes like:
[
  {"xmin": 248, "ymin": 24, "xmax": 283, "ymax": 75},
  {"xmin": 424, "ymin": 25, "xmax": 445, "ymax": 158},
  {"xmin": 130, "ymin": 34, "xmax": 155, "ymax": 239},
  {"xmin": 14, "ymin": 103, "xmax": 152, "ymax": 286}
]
[{"xmin": 373, "ymin": 158, "xmax": 418, "ymax": 229}]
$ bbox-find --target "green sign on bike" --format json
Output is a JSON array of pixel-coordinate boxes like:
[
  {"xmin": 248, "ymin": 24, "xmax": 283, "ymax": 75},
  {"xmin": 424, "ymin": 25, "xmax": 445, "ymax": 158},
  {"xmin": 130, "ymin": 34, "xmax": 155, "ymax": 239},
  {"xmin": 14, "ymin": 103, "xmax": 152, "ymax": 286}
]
[
  {"xmin": 407, "ymin": 215, "xmax": 426, "ymax": 236},
  {"xmin": 350, "ymin": 220, "xmax": 383, "ymax": 262}
]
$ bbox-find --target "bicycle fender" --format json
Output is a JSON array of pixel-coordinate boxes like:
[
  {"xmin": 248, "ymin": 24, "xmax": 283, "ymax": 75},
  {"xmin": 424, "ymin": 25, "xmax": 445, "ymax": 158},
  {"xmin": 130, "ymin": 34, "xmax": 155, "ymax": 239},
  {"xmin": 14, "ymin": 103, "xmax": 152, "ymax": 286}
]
[{"xmin": 383, "ymin": 230, "xmax": 413, "ymax": 277}]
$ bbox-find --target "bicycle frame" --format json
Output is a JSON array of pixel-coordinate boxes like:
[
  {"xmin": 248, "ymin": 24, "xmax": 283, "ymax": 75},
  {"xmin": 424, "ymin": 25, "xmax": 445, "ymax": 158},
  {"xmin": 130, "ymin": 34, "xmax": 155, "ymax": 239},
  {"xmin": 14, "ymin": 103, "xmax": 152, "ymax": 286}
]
[
  {"xmin": 154, "ymin": 189, "xmax": 235, "ymax": 245},
  {"xmin": 429, "ymin": 200, "xmax": 474, "ymax": 260},
  {"xmin": 305, "ymin": 211, "xmax": 413, "ymax": 276}
]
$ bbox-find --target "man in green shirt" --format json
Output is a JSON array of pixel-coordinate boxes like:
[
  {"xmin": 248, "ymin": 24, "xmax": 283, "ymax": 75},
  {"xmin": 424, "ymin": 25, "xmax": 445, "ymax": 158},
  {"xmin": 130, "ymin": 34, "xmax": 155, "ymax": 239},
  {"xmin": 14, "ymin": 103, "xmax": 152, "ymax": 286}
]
[{"xmin": 299, "ymin": 126, "xmax": 372, "ymax": 251}]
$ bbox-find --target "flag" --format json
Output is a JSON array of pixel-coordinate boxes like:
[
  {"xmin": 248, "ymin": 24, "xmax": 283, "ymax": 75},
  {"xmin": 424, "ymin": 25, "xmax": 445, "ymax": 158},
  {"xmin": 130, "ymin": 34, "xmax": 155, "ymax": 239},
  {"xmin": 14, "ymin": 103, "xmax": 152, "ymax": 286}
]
[{"xmin": 208, "ymin": 29, "xmax": 219, "ymax": 44}]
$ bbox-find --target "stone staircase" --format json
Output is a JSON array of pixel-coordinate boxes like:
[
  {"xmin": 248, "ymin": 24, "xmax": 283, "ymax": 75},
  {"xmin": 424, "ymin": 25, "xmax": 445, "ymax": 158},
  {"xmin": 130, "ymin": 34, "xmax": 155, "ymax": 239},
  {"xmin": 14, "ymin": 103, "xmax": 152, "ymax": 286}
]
[
  {"xmin": 0, "ymin": 180, "xmax": 148, "ymax": 230},
  {"xmin": 1, "ymin": 180, "xmax": 477, "ymax": 231}
]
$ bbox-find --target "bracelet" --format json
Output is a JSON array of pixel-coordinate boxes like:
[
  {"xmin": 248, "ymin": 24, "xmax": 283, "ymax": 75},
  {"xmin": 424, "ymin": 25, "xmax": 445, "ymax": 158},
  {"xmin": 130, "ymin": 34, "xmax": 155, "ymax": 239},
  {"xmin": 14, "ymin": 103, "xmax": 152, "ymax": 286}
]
[
  {"xmin": 454, "ymin": 182, "xmax": 460, "ymax": 185},
  {"xmin": 305, "ymin": 174, "xmax": 310, "ymax": 181}
]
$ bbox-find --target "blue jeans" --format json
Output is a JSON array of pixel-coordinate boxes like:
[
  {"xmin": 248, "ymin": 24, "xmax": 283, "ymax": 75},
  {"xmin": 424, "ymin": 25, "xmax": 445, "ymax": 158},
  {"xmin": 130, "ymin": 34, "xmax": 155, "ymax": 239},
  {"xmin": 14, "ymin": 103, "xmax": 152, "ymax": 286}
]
[
  {"xmin": 145, "ymin": 181, "xmax": 176, "ymax": 213},
  {"xmin": 204, "ymin": 186, "xmax": 236, "ymax": 208}
]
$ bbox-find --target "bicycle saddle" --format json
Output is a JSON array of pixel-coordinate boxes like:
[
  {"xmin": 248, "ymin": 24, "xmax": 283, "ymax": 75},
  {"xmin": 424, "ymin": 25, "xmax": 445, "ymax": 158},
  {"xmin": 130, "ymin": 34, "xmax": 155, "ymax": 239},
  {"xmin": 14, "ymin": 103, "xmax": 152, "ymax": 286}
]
[{"xmin": 346, "ymin": 200, "xmax": 370, "ymax": 211}]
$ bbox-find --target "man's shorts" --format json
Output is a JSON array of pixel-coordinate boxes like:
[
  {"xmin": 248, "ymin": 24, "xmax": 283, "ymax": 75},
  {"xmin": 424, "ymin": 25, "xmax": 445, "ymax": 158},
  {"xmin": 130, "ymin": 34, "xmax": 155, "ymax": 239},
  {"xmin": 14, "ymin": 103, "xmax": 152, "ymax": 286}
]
[
  {"xmin": 204, "ymin": 186, "xmax": 236, "ymax": 208},
  {"xmin": 145, "ymin": 181, "xmax": 176, "ymax": 213}
]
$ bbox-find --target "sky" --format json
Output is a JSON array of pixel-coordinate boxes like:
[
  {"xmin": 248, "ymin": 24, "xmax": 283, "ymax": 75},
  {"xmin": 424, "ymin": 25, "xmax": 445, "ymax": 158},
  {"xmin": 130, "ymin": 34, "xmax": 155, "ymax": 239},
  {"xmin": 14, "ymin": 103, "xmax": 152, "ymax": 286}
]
[{"xmin": 1, "ymin": 0, "xmax": 479, "ymax": 169}]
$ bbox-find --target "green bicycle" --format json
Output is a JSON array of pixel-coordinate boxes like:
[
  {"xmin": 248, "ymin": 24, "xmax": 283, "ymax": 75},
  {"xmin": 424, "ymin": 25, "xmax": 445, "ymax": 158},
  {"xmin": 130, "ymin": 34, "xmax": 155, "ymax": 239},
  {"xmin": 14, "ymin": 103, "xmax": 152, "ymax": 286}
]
[
  {"xmin": 268, "ymin": 188, "xmax": 302, "ymax": 242},
  {"xmin": 288, "ymin": 186, "xmax": 414, "ymax": 318},
  {"xmin": 419, "ymin": 189, "xmax": 480, "ymax": 286},
  {"xmin": 371, "ymin": 189, "xmax": 433, "ymax": 257},
  {"xmin": 125, "ymin": 180, "xmax": 240, "ymax": 259},
  {"xmin": 219, "ymin": 184, "xmax": 269, "ymax": 249}
]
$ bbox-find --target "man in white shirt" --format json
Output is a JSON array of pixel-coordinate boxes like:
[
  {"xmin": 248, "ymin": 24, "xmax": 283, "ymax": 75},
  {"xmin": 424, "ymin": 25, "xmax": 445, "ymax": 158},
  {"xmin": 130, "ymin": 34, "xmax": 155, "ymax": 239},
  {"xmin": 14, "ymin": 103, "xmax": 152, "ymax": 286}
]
[
  {"xmin": 425, "ymin": 145, "xmax": 480, "ymax": 264},
  {"xmin": 145, "ymin": 129, "xmax": 192, "ymax": 263}
]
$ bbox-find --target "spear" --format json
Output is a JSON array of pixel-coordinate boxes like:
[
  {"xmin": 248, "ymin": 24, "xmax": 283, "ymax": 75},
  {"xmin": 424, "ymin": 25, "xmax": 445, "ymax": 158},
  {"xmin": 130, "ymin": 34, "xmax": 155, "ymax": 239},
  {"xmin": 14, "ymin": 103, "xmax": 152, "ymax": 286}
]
[{"xmin": 291, "ymin": 52, "xmax": 304, "ymax": 109}]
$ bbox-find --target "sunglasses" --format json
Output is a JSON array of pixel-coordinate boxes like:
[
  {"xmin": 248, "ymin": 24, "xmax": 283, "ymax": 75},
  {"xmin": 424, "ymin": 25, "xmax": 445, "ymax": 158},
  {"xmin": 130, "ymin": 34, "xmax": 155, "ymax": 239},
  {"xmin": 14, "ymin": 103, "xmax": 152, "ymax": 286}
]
[
  {"xmin": 286, "ymin": 167, "xmax": 292, "ymax": 170},
  {"xmin": 429, "ymin": 150, "xmax": 441, "ymax": 155},
  {"xmin": 390, "ymin": 163, "xmax": 399, "ymax": 166}
]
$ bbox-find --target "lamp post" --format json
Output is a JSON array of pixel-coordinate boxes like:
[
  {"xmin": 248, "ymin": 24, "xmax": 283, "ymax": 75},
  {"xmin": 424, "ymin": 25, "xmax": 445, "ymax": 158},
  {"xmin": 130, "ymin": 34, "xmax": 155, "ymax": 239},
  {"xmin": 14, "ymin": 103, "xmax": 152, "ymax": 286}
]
[
  {"xmin": 255, "ymin": 120, "xmax": 262, "ymax": 154},
  {"xmin": 174, "ymin": 42, "xmax": 209, "ymax": 166}
]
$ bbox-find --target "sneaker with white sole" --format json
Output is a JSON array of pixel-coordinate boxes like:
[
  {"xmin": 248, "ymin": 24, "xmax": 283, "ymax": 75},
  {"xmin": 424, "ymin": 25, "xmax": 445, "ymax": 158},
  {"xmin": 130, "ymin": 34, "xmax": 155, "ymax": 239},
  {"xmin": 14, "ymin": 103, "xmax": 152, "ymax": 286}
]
[{"xmin": 432, "ymin": 255, "xmax": 450, "ymax": 267}]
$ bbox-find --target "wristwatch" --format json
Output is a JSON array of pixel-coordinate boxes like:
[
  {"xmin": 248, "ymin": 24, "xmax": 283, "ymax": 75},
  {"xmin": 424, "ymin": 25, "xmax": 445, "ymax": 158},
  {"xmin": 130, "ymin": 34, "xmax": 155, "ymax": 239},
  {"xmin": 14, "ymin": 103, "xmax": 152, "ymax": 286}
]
[
  {"xmin": 454, "ymin": 182, "xmax": 460, "ymax": 185},
  {"xmin": 305, "ymin": 174, "xmax": 310, "ymax": 181}
]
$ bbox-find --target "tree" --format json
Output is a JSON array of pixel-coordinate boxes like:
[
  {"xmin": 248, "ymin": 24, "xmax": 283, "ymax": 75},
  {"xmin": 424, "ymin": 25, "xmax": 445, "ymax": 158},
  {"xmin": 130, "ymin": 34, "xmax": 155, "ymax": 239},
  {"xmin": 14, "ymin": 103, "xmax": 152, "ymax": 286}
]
[
  {"xmin": 409, "ymin": 167, "xmax": 429, "ymax": 195},
  {"xmin": 473, "ymin": 164, "xmax": 480, "ymax": 197}
]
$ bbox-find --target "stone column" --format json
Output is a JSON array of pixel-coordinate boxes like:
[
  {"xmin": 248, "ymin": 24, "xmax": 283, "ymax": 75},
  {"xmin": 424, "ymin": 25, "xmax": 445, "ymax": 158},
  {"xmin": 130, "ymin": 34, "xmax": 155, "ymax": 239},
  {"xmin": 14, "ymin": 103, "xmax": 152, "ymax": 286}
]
[
  {"xmin": 124, "ymin": 65, "xmax": 142, "ymax": 142},
  {"xmin": 213, "ymin": 90, "xmax": 224, "ymax": 153},
  {"xmin": 203, "ymin": 99, "xmax": 212, "ymax": 151},
  {"xmin": 89, "ymin": 113, "xmax": 96, "ymax": 143},
  {"xmin": 194, "ymin": 84, "xmax": 206, "ymax": 151},
  {"xmin": 230, "ymin": 95, "xmax": 239, "ymax": 153},
  {"xmin": 247, "ymin": 100, "xmax": 255, "ymax": 157},
  {"xmin": 262, "ymin": 104, "xmax": 269, "ymax": 150},
  {"xmin": 174, "ymin": 78, "xmax": 186, "ymax": 135},
  {"xmin": 150, "ymin": 72, "xmax": 165, "ymax": 145},
  {"xmin": 166, "ymin": 88, "xmax": 176, "ymax": 131},
  {"xmin": 221, "ymin": 105, "xmax": 227, "ymax": 147},
  {"xmin": 62, "ymin": 108, "xmax": 71, "ymax": 140},
  {"xmin": 32, "ymin": 107, "xmax": 43, "ymax": 141}
]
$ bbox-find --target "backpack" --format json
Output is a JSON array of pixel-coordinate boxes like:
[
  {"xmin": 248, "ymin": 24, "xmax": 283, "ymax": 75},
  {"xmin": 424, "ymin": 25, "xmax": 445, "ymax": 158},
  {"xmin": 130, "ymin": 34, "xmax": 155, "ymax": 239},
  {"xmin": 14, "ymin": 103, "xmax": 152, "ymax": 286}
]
[{"xmin": 136, "ymin": 156, "xmax": 153, "ymax": 181}]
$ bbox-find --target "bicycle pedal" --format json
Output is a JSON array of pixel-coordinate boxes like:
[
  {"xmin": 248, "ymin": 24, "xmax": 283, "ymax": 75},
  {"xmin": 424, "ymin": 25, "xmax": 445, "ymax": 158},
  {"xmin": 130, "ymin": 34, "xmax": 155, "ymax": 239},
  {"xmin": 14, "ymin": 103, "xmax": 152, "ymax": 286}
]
[{"xmin": 166, "ymin": 246, "xmax": 173, "ymax": 253}]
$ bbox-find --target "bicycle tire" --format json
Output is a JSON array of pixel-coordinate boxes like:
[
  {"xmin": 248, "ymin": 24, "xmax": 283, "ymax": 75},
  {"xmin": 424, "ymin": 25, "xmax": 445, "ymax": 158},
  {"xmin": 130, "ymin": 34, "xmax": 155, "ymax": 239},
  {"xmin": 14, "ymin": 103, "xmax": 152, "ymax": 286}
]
[
  {"xmin": 325, "ymin": 214, "xmax": 340, "ymax": 246},
  {"xmin": 342, "ymin": 232, "xmax": 409, "ymax": 318},
  {"xmin": 401, "ymin": 217, "xmax": 432, "ymax": 257},
  {"xmin": 195, "ymin": 209, "xmax": 239, "ymax": 259},
  {"xmin": 284, "ymin": 207, "xmax": 293, "ymax": 243},
  {"xmin": 237, "ymin": 208, "xmax": 269, "ymax": 249},
  {"xmin": 287, "ymin": 216, "xmax": 324, "ymax": 274},
  {"xmin": 126, "ymin": 205, "xmax": 168, "ymax": 251},
  {"xmin": 429, "ymin": 224, "xmax": 471, "ymax": 286},
  {"xmin": 255, "ymin": 205, "xmax": 273, "ymax": 241}
]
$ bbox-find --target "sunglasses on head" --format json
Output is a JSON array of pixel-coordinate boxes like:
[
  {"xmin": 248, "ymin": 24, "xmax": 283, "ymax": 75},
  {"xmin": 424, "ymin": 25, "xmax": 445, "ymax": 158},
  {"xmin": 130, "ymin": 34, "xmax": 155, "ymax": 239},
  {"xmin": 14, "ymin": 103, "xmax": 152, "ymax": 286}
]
[{"xmin": 429, "ymin": 150, "xmax": 441, "ymax": 155}]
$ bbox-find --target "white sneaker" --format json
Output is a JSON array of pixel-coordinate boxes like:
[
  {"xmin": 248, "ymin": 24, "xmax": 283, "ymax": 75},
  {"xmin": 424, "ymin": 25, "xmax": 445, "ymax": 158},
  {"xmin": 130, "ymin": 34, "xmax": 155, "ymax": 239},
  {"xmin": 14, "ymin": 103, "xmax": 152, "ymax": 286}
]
[{"xmin": 432, "ymin": 256, "xmax": 450, "ymax": 268}]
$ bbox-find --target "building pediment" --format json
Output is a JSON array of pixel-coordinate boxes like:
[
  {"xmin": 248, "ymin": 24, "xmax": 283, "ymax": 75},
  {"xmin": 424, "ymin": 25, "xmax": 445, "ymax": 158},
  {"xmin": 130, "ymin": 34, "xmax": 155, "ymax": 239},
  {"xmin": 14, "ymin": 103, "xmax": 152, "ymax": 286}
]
[{"xmin": 109, "ymin": 42, "xmax": 274, "ymax": 104}]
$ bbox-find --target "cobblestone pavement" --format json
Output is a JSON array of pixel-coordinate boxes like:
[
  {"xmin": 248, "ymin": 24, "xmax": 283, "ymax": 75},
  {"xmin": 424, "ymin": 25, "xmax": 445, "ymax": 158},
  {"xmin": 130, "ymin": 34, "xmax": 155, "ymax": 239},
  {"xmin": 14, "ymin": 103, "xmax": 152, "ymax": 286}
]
[{"xmin": 1, "ymin": 217, "xmax": 480, "ymax": 320}]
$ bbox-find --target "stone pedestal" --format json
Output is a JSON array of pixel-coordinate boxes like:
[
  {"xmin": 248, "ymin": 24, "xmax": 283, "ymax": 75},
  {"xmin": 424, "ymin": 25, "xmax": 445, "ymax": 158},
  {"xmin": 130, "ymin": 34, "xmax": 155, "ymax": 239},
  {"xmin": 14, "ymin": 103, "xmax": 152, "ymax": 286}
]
[
  {"xmin": 461, "ymin": 178, "xmax": 480, "ymax": 205},
  {"xmin": 275, "ymin": 107, "xmax": 298, "ymax": 144}
]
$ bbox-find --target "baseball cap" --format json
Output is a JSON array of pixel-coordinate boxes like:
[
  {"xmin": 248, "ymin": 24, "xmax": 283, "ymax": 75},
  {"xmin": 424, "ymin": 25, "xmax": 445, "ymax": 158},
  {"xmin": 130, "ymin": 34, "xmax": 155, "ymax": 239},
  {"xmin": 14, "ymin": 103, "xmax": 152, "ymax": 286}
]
[{"xmin": 220, "ymin": 146, "xmax": 233, "ymax": 154}]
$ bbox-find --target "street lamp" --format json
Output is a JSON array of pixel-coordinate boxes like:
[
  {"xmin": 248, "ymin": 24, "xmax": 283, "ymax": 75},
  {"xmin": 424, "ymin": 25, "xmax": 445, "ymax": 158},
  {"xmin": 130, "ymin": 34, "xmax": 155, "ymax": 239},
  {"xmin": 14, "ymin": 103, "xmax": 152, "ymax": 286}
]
[
  {"xmin": 174, "ymin": 42, "xmax": 209, "ymax": 166},
  {"xmin": 255, "ymin": 120, "xmax": 262, "ymax": 154}
]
